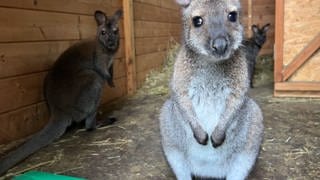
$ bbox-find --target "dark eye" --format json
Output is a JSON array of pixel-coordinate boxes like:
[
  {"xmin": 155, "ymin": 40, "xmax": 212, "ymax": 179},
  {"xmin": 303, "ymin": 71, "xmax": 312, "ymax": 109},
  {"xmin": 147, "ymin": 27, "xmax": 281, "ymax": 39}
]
[
  {"xmin": 192, "ymin": 16, "xmax": 203, "ymax": 27},
  {"xmin": 113, "ymin": 28, "xmax": 119, "ymax": 33},
  {"xmin": 228, "ymin": 11, "xmax": 238, "ymax": 22},
  {"xmin": 101, "ymin": 30, "xmax": 106, "ymax": 35}
]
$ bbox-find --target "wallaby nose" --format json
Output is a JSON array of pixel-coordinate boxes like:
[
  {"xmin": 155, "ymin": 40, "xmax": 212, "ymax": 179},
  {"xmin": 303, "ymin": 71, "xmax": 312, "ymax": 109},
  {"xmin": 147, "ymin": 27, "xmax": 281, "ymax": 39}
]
[{"xmin": 211, "ymin": 37, "xmax": 228, "ymax": 55}]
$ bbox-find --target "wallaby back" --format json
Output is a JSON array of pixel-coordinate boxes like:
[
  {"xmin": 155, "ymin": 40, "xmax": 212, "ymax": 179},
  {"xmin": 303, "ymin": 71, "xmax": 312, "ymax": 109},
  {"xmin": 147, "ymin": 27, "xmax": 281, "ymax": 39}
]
[
  {"xmin": 160, "ymin": 0, "xmax": 263, "ymax": 179},
  {"xmin": 243, "ymin": 23, "xmax": 270, "ymax": 88},
  {"xmin": 0, "ymin": 9, "xmax": 122, "ymax": 176}
]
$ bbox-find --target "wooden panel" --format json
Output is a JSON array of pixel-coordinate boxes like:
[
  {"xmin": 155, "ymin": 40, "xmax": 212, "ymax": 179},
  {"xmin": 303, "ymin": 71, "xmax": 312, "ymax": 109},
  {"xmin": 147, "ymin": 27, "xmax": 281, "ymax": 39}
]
[
  {"xmin": 0, "ymin": 41, "xmax": 75, "ymax": 79},
  {"xmin": 0, "ymin": 0, "xmax": 120, "ymax": 15},
  {"xmin": 0, "ymin": 102, "xmax": 48, "ymax": 144},
  {"xmin": 290, "ymin": 52, "xmax": 320, "ymax": 82},
  {"xmin": 134, "ymin": 21, "xmax": 181, "ymax": 38},
  {"xmin": 0, "ymin": 72, "xmax": 45, "ymax": 114},
  {"xmin": 136, "ymin": 51, "xmax": 167, "ymax": 72},
  {"xmin": 134, "ymin": 2, "xmax": 180, "ymax": 23},
  {"xmin": 135, "ymin": 36, "xmax": 179, "ymax": 56},
  {"xmin": 283, "ymin": 0, "xmax": 320, "ymax": 65},
  {"xmin": 283, "ymin": 34, "xmax": 320, "ymax": 81},
  {"xmin": 0, "ymin": 7, "xmax": 79, "ymax": 42}
]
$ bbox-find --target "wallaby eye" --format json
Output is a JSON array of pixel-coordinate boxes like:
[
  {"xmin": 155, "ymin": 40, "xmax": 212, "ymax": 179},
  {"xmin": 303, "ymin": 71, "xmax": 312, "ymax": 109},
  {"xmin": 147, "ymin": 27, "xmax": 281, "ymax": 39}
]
[
  {"xmin": 228, "ymin": 11, "xmax": 238, "ymax": 22},
  {"xmin": 101, "ymin": 30, "xmax": 106, "ymax": 35},
  {"xmin": 192, "ymin": 16, "xmax": 203, "ymax": 27}
]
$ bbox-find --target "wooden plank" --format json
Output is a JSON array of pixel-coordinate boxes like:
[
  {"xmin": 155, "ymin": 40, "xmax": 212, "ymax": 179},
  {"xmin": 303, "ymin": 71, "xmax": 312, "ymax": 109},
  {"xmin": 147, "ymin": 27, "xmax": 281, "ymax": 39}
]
[
  {"xmin": 275, "ymin": 82, "xmax": 320, "ymax": 92},
  {"xmin": 0, "ymin": 102, "xmax": 48, "ymax": 144},
  {"xmin": 274, "ymin": 91, "xmax": 320, "ymax": 98},
  {"xmin": 274, "ymin": 0, "xmax": 284, "ymax": 83},
  {"xmin": 0, "ymin": 41, "xmax": 75, "ymax": 79},
  {"xmin": 0, "ymin": 0, "xmax": 119, "ymax": 16},
  {"xmin": 0, "ymin": 72, "xmax": 45, "ymax": 114},
  {"xmin": 282, "ymin": 34, "xmax": 320, "ymax": 81},
  {"xmin": 123, "ymin": 0, "xmax": 137, "ymax": 95},
  {"xmin": 136, "ymin": 51, "xmax": 167, "ymax": 72},
  {"xmin": 134, "ymin": 21, "xmax": 181, "ymax": 38},
  {"xmin": 134, "ymin": 2, "xmax": 180, "ymax": 23},
  {"xmin": 0, "ymin": 7, "xmax": 80, "ymax": 42},
  {"xmin": 135, "ymin": 36, "xmax": 179, "ymax": 56}
]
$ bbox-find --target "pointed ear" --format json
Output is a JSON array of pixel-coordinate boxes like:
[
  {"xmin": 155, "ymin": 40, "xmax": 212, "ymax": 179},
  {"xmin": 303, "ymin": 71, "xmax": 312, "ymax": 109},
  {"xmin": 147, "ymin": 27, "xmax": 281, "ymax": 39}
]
[
  {"xmin": 251, "ymin": 25, "xmax": 259, "ymax": 34},
  {"xmin": 95, "ymin": 10, "xmax": 106, "ymax": 26},
  {"xmin": 112, "ymin": 9, "xmax": 123, "ymax": 22},
  {"xmin": 175, "ymin": 0, "xmax": 191, "ymax": 7},
  {"xmin": 263, "ymin": 23, "xmax": 270, "ymax": 33}
]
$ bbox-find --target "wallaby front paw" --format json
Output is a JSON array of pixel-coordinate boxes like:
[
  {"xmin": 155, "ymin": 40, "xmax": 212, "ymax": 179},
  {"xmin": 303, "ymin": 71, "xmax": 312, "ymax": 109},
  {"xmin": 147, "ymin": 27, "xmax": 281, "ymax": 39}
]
[
  {"xmin": 210, "ymin": 132, "xmax": 225, "ymax": 148},
  {"xmin": 194, "ymin": 131, "xmax": 208, "ymax": 145}
]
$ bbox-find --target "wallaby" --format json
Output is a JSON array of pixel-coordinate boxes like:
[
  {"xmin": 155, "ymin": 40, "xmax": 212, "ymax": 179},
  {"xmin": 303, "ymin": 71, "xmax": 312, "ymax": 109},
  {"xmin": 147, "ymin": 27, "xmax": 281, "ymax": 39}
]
[
  {"xmin": 159, "ymin": 0, "xmax": 264, "ymax": 180},
  {"xmin": 243, "ymin": 23, "xmax": 270, "ymax": 88},
  {"xmin": 0, "ymin": 9, "xmax": 122, "ymax": 175}
]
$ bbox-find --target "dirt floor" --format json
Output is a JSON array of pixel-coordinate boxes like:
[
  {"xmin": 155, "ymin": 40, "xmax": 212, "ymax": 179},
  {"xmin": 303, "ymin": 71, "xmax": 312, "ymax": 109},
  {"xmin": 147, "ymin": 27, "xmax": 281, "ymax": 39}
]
[{"xmin": 0, "ymin": 54, "xmax": 319, "ymax": 180}]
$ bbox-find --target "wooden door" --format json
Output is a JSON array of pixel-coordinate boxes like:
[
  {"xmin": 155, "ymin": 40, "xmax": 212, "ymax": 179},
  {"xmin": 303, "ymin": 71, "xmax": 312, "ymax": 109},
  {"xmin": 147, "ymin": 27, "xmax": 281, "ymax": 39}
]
[{"xmin": 274, "ymin": 0, "xmax": 320, "ymax": 97}]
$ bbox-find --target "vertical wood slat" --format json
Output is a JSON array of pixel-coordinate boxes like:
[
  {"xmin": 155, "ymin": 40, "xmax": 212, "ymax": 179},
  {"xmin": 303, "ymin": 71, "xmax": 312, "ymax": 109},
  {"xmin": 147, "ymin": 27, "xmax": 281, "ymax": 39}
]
[
  {"xmin": 123, "ymin": 0, "xmax": 137, "ymax": 95},
  {"xmin": 247, "ymin": 0, "xmax": 253, "ymax": 37},
  {"xmin": 274, "ymin": 0, "xmax": 284, "ymax": 83}
]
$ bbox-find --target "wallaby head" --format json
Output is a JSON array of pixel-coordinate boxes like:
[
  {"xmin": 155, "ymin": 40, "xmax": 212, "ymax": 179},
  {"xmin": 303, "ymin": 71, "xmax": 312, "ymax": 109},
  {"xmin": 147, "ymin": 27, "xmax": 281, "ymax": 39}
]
[
  {"xmin": 251, "ymin": 23, "xmax": 270, "ymax": 47},
  {"xmin": 175, "ymin": 0, "xmax": 243, "ymax": 61},
  {"xmin": 95, "ymin": 9, "xmax": 122, "ymax": 52}
]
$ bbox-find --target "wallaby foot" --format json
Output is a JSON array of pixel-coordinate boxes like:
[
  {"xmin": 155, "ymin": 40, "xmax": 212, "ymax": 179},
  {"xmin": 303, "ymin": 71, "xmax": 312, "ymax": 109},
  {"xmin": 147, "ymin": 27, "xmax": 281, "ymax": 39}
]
[
  {"xmin": 96, "ymin": 116, "xmax": 117, "ymax": 128},
  {"xmin": 85, "ymin": 112, "xmax": 97, "ymax": 131}
]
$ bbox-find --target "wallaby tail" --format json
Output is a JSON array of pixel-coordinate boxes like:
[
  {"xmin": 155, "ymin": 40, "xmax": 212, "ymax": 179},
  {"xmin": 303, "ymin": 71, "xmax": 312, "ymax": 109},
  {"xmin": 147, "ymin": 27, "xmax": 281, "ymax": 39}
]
[{"xmin": 0, "ymin": 116, "xmax": 68, "ymax": 175}]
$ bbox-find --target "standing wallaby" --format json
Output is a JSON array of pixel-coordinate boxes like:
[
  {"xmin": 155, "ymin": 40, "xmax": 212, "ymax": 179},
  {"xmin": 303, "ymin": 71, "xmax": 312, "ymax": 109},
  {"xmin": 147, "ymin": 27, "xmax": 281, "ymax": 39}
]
[
  {"xmin": 159, "ymin": 0, "xmax": 263, "ymax": 180},
  {"xmin": 0, "ymin": 9, "xmax": 122, "ymax": 175},
  {"xmin": 243, "ymin": 23, "xmax": 270, "ymax": 88}
]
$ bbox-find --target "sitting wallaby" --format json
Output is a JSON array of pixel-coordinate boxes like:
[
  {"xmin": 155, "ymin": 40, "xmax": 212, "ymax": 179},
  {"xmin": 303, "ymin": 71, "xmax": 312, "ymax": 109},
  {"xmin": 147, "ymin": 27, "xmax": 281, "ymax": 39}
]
[
  {"xmin": 243, "ymin": 23, "xmax": 270, "ymax": 88},
  {"xmin": 159, "ymin": 0, "xmax": 264, "ymax": 179},
  {"xmin": 0, "ymin": 9, "xmax": 122, "ymax": 175}
]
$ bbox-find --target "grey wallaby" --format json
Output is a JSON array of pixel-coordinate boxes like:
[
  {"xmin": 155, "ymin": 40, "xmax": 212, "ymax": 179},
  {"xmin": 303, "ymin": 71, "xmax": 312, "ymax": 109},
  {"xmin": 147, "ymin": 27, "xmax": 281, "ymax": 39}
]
[
  {"xmin": 159, "ymin": 0, "xmax": 264, "ymax": 179},
  {"xmin": 243, "ymin": 23, "xmax": 270, "ymax": 88},
  {"xmin": 0, "ymin": 9, "xmax": 122, "ymax": 175}
]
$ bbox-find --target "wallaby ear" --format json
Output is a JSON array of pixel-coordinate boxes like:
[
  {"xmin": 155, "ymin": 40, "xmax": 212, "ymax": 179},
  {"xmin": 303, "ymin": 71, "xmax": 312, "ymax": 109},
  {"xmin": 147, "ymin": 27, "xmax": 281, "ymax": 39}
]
[
  {"xmin": 263, "ymin": 23, "xmax": 270, "ymax": 33},
  {"xmin": 112, "ymin": 9, "xmax": 123, "ymax": 22},
  {"xmin": 95, "ymin": 10, "xmax": 107, "ymax": 26},
  {"xmin": 251, "ymin": 25, "xmax": 259, "ymax": 34},
  {"xmin": 175, "ymin": 0, "xmax": 191, "ymax": 7}
]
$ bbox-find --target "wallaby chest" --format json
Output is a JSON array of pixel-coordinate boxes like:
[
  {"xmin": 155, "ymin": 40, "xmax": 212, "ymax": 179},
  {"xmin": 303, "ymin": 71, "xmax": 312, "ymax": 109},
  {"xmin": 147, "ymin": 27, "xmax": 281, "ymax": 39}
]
[{"xmin": 188, "ymin": 64, "xmax": 231, "ymax": 134}]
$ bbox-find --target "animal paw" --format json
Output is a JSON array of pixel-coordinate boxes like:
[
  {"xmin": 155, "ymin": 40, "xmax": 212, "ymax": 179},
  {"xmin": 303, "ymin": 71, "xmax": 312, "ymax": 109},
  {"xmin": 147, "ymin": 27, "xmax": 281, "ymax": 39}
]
[
  {"xmin": 211, "ymin": 131, "xmax": 225, "ymax": 148},
  {"xmin": 193, "ymin": 131, "xmax": 208, "ymax": 145}
]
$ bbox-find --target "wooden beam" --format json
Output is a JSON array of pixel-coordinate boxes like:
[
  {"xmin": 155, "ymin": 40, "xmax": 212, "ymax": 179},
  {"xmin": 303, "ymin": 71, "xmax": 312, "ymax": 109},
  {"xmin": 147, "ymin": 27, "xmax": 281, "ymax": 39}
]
[
  {"xmin": 282, "ymin": 34, "xmax": 320, "ymax": 81},
  {"xmin": 275, "ymin": 82, "xmax": 320, "ymax": 92},
  {"xmin": 247, "ymin": 0, "xmax": 253, "ymax": 37},
  {"xmin": 123, "ymin": 0, "xmax": 137, "ymax": 95},
  {"xmin": 274, "ymin": 0, "xmax": 284, "ymax": 83}
]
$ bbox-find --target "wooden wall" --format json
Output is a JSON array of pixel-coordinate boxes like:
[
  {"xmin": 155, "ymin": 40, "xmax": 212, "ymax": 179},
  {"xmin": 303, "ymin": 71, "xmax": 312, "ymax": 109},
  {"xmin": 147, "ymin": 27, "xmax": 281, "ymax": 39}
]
[
  {"xmin": 133, "ymin": 0, "xmax": 181, "ymax": 88},
  {"xmin": 0, "ymin": 0, "xmax": 126, "ymax": 144},
  {"xmin": 241, "ymin": 0, "xmax": 275, "ymax": 55},
  {"xmin": 274, "ymin": 0, "xmax": 320, "ymax": 97}
]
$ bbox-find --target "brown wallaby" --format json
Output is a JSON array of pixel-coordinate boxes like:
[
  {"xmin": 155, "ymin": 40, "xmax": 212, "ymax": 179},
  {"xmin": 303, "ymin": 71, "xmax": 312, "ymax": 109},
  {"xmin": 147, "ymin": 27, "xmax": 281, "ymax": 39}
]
[
  {"xmin": 0, "ymin": 9, "xmax": 122, "ymax": 175},
  {"xmin": 159, "ymin": 0, "xmax": 264, "ymax": 179},
  {"xmin": 243, "ymin": 23, "xmax": 270, "ymax": 88}
]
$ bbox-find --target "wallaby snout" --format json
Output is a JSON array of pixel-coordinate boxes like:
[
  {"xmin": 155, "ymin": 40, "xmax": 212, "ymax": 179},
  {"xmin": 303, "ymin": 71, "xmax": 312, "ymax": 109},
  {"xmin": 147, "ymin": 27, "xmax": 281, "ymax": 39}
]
[{"xmin": 210, "ymin": 36, "xmax": 228, "ymax": 56}]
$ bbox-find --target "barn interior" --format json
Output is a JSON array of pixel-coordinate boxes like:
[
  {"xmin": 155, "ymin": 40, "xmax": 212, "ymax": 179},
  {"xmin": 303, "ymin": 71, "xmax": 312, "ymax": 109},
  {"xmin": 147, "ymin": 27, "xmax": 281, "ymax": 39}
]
[{"xmin": 0, "ymin": 0, "xmax": 319, "ymax": 179}]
